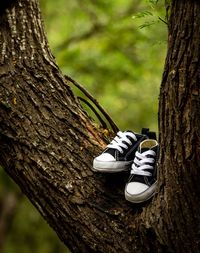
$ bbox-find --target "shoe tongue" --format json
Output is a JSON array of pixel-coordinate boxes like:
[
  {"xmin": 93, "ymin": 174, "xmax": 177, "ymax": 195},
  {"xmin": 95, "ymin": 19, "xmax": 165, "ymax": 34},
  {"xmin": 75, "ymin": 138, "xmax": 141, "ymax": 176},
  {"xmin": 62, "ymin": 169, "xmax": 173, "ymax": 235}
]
[
  {"xmin": 139, "ymin": 143, "xmax": 157, "ymax": 154},
  {"xmin": 126, "ymin": 130, "xmax": 134, "ymax": 133},
  {"xmin": 124, "ymin": 130, "xmax": 137, "ymax": 142},
  {"xmin": 140, "ymin": 147, "xmax": 149, "ymax": 153}
]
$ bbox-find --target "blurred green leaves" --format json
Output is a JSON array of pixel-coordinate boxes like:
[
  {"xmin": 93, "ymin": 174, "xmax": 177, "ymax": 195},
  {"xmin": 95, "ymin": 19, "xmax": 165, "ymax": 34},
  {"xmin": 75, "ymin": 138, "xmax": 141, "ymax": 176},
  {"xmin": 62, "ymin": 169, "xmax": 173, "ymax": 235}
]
[{"xmin": 43, "ymin": 0, "xmax": 167, "ymax": 133}]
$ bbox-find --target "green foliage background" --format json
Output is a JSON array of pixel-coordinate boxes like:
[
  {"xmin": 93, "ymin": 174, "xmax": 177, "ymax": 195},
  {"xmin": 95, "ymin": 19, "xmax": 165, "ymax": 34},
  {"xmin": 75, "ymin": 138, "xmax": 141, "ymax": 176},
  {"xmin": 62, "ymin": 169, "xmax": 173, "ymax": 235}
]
[{"xmin": 1, "ymin": 0, "xmax": 167, "ymax": 253}]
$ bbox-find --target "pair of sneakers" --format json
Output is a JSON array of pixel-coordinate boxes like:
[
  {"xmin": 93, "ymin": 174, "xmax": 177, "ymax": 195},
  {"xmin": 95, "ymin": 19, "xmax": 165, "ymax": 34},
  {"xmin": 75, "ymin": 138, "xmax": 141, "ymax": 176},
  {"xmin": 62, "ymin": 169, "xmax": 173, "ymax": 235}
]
[{"xmin": 93, "ymin": 129, "xmax": 159, "ymax": 203}]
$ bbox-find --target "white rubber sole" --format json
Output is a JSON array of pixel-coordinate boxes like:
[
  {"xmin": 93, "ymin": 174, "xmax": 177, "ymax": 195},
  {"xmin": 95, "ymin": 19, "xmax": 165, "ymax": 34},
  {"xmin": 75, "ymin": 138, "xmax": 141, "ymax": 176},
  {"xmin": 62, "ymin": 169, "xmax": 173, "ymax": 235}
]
[
  {"xmin": 92, "ymin": 159, "xmax": 132, "ymax": 173},
  {"xmin": 124, "ymin": 181, "xmax": 157, "ymax": 203}
]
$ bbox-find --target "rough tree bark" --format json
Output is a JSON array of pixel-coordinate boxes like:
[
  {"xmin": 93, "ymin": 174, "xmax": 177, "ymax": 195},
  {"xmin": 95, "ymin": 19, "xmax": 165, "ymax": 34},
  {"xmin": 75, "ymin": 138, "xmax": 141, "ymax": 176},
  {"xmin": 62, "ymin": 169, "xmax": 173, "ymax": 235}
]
[{"xmin": 0, "ymin": 0, "xmax": 199, "ymax": 253}]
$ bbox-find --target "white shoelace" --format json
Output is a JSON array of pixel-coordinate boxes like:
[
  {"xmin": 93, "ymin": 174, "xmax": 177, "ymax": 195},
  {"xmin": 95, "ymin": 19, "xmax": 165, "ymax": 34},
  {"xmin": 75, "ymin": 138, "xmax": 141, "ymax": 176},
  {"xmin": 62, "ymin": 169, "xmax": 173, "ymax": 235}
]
[
  {"xmin": 107, "ymin": 131, "xmax": 137, "ymax": 154},
  {"xmin": 131, "ymin": 150, "xmax": 156, "ymax": 176}
]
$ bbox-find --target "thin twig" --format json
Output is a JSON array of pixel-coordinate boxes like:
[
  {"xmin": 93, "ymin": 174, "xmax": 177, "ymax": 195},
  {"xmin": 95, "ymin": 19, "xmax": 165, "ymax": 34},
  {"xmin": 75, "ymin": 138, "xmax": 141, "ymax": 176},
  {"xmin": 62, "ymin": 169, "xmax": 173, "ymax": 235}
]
[
  {"xmin": 158, "ymin": 16, "xmax": 168, "ymax": 25},
  {"xmin": 77, "ymin": 97, "xmax": 107, "ymax": 129},
  {"xmin": 65, "ymin": 75, "xmax": 119, "ymax": 133}
]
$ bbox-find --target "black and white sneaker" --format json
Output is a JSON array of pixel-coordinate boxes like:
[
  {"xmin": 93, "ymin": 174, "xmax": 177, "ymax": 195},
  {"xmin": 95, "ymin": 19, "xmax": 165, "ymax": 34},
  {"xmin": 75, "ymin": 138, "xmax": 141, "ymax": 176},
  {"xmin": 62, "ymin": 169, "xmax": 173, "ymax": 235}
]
[
  {"xmin": 125, "ymin": 139, "xmax": 159, "ymax": 203},
  {"xmin": 92, "ymin": 130, "xmax": 148, "ymax": 173}
]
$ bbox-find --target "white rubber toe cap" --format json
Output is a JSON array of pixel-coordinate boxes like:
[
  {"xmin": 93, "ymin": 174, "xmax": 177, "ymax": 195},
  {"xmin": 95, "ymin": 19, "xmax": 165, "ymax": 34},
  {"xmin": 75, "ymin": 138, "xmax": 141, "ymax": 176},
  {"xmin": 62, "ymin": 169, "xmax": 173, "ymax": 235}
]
[
  {"xmin": 126, "ymin": 182, "xmax": 149, "ymax": 195},
  {"xmin": 125, "ymin": 181, "xmax": 157, "ymax": 203},
  {"xmin": 95, "ymin": 153, "xmax": 116, "ymax": 162}
]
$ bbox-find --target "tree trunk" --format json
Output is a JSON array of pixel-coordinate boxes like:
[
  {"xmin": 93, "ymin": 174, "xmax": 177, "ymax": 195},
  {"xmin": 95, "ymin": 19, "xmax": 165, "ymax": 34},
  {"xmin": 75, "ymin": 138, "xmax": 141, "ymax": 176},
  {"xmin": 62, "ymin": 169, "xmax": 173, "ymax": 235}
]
[
  {"xmin": 0, "ymin": 0, "xmax": 199, "ymax": 253},
  {"xmin": 158, "ymin": 0, "xmax": 200, "ymax": 251}
]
